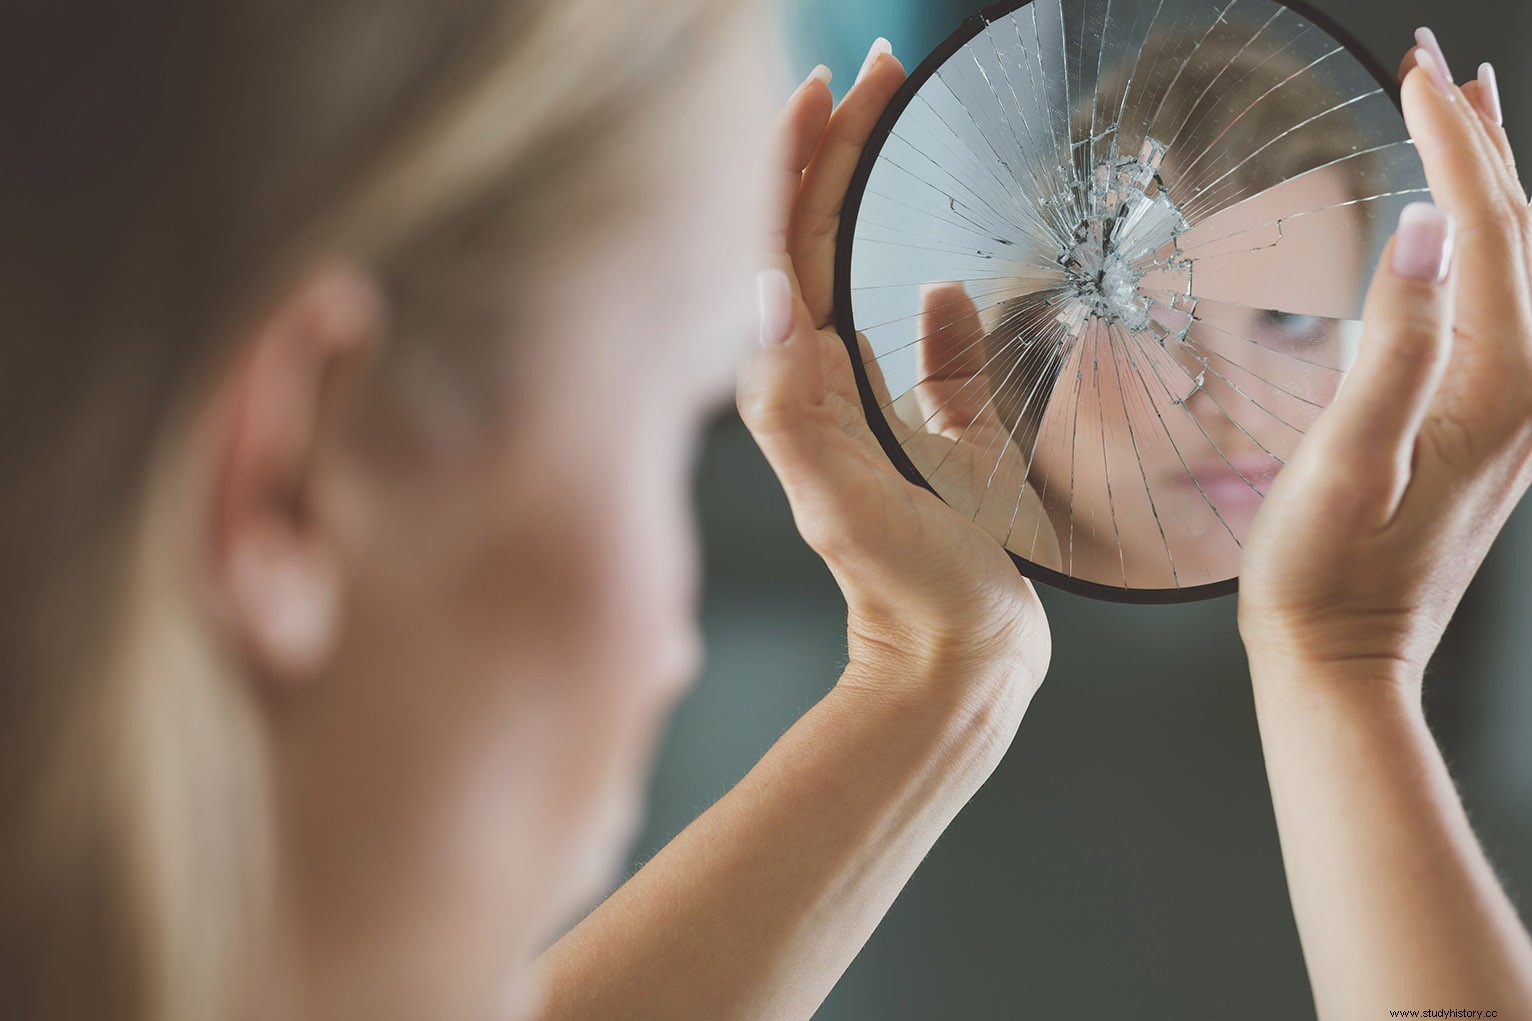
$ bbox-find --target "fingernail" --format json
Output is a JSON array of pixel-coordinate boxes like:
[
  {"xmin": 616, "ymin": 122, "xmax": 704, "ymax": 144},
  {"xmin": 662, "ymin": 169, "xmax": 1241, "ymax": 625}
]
[
  {"xmin": 857, "ymin": 37, "xmax": 892, "ymax": 86},
  {"xmin": 1391, "ymin": 203, "xmax": 1455, "ymax": 284},
  {"xmin": 1477, "ymin": 62, "xmax": 1504, "ymax": 126},
  {"xmin": 1414, "ymin": 27, "xmax": 1455, "ymax": 97},
  {"xmin": 758, "ymin": 269, "xmax": 794, "ymax": 347},
  {"xmin": 795, "ymin": 64, "xmax": 832, "ymax": 95}
]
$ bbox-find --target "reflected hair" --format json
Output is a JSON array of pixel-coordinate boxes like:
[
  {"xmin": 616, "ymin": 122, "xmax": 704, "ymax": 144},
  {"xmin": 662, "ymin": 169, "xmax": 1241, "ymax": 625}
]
[{"xmin": 982, "ymin": 28, "xmax": 1384, "ymax": 454}]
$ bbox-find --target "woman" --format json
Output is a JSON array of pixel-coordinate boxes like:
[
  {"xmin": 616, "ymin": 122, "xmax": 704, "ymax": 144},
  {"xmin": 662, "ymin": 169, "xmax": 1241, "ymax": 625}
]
[{"xmin": 0, "ymin": 4, "xmax": 1526, "ymax": 1020}]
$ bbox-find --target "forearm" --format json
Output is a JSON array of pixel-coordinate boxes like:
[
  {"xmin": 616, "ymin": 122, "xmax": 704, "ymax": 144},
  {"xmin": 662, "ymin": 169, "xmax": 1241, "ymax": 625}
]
[
  {"xmin": 531, "ymin": 669, "xmax": 1017, "ymax": 1021},
  {"xmin": 1249, "ymin": 658, "xmax": 1532, "ymax": 1018}
]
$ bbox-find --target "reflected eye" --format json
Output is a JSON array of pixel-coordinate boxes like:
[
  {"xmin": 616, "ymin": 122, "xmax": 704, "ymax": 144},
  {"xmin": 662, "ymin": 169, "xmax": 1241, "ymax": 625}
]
[{"xmin": 1258, "ymin": 309, "xmax": 1326, "ymax": 347}]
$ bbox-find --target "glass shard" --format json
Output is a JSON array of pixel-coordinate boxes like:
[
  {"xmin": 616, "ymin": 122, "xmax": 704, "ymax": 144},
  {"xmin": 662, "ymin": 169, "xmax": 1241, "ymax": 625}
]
[{"xmin": 839, "ymin": 0, "xmax": 1426, "ymax": 601}]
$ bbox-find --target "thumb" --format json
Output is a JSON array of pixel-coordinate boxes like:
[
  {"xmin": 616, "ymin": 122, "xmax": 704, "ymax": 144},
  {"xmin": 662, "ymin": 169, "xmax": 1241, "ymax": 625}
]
[
  {"xmin": 913, "ymin": 281, "xmax": 1002, "ymax": 441},
  {"xmin": 737, "ymin": 268, "xmax": 832, "ymax": 493},
  {"xmin": 1294, "ymin": 202, "xmax": 1456, "ymax": 524}
]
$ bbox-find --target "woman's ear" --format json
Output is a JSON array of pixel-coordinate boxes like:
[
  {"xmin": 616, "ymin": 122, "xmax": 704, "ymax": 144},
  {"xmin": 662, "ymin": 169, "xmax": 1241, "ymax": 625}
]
[{"xmin": 208, "ymin": 263, "xmax": 384, "ymax": 684}]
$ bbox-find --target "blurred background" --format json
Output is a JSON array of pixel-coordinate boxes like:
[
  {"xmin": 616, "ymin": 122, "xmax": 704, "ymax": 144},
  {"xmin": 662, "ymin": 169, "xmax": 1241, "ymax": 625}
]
[{"xmin": 628, "ymin": 2, "xmax": 1532, "ymax": 1018}]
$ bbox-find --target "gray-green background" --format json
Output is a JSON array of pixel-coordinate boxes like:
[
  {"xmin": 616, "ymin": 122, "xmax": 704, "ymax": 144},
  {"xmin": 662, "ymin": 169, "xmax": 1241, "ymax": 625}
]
[{"xmin": 630, "ymin": 3, "xmax": 1532, "ymax": 1017}]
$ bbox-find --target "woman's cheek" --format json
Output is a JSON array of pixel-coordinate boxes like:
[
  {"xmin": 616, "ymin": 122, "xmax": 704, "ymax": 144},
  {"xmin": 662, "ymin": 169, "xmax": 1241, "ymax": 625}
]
[
  {"xmin": 598, "ymin": 412, "xmax": 704, "ymax": 704},
  {"xmin": 538, "ymin": 414, "xmax": 703, "ymax": 899}
]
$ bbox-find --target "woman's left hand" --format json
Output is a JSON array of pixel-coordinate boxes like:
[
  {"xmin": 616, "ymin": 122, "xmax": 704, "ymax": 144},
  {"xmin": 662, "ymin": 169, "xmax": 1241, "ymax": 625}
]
[
  {"xmin": 1233, "ymin": 39, "xmax": 1532, "ymax": 1017},
  {"xmin": 1238, "ymin": 46, "xmax": 1532, "ymax": 685},
  {"xmin": 737, "ymin": 46, "xmax": 1051, "ymax": 735}
]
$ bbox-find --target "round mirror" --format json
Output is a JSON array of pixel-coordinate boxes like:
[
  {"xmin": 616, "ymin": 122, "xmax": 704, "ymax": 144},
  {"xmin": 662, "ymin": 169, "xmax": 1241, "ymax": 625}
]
[{"xmin": 837, "ymin": 0, "xmax": 1429, "ymax": 601}]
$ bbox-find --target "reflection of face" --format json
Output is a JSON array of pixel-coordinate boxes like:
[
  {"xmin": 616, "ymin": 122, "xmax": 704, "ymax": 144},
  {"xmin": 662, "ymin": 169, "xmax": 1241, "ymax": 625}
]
[
  {"xmin": 1022, "ymin": 166, "xmax": 1366, "ymax": 588},
  {"xmin": 281, "ymin": 17, "xmax": 776, "ymax": 1020}
]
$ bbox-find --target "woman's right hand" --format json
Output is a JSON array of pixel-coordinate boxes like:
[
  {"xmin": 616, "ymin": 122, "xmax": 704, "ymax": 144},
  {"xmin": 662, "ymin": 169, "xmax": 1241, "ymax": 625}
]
[
  {"xmin": 738, "ymin": 45, "xmax": 1051, "ymax": 741},
  {"xmin": 1238, "ymin": 41, "xmax": 1532, "ymax": 686},
  {"xmin": 537, "ymin": 52, "xmax": 1055, "ymax": 1021}
]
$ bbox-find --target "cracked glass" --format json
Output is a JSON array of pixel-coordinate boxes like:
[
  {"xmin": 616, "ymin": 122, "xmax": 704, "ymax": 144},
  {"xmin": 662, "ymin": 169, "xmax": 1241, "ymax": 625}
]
[{"xmin": 839, "ymin": 0, "xmax": 1429, "ymax": 601}]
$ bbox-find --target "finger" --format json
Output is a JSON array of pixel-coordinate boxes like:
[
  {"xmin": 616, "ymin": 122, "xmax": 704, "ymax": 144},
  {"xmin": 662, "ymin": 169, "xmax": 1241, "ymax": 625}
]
[
  {"xmin": 1413, "ymin": 30, "xmax": 1512, "ymax": 161},
  {"xmin": 789, "ymin": 39, "xmax": 907, "ymax": 328},
  {"xmin": 1403, "ymin": 53, "xmax": 1527, "ymax": 255},
  {"xmin": 1458, "ymin": 80, "xmax": 1516, "ymax": 177},
  {"xmin": 1297, "ymin": 203, "xmax": 1455, "ymax": 525},
  {"xmin": 912, "ymin": 282, "xmax": 1006, "ymax": 443},
  {"xmin": 769, "ymin": 67, "xmax": 834, "ymax": 275},
  {"xmin": 1397, "ymin": 43, "xmax": 1513, "ymax": 173},
  {"xmin": 1401, "ymin": 56, "xmax": 1532, "ymax": 373},
  {"xmin": 1461, "ymin": 63, "xmax": 1519, "ymax": 181},
  {"xmin": 738, "ymin": 269, "xmax": 834, "ymax": 491},
  {"xmin": 741, "ymin": 269, "xmax": 895, "ymax": 565},
  {"xmin": 832, "ymin": 328, "xmax": 920, "ymax": 445},
  {"xmin": 1405, "ymin": 35, "xmax": 1512, "ymax": 165}
]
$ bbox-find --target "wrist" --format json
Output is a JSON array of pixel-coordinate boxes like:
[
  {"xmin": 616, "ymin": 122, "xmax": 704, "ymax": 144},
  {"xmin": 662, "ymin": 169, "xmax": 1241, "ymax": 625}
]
[
  {"xmin": 843, "ymin": 612, "xmax": 1040, "ymax": 705},
  {"xmin": 843, "ymin": 597, "xmax": 1045, "ymax": 690},
  {"xmin": 833, "ymin": 649, "xmax": 1033, "ymax": 779},
  {"xmin": 1244, "ymin": 644, "xmax": 1426, "ymax": 717},
  {"xmin": 1237, "ymin": 596, "xmax": 1442, "ymax": 685}
]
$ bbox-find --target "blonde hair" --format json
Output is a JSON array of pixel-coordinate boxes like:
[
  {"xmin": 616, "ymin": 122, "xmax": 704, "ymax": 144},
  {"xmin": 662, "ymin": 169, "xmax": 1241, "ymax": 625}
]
[{"xmin": 0, "ymin": 2, "xmax": 730, "ymax": 1018}]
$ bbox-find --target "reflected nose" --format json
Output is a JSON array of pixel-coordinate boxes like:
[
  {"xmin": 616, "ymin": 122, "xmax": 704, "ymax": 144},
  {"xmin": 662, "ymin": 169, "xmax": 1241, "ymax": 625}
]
[
  {"xmin": 1178, "ymin": 359, "xmax": 1264, "ymax": 461},
  {"xmin": 1168, "ymin": 336, "xmax": 1214, "ymax": 412}
]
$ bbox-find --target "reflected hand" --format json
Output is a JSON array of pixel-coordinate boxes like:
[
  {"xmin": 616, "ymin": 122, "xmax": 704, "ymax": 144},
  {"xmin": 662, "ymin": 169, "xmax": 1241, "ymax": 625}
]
[
  {"xmin": 1239, "ymin": 47, "xmax": 1532, "ymax": 684},
  {"xmin": 738, "ymin": 48, "xmax": 1051, "ymax": 730}
]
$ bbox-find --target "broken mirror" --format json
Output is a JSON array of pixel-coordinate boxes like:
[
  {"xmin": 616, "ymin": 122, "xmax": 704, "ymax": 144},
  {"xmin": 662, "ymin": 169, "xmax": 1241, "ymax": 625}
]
[{"xmin": 837, "ymin": 0, "xmax": 1429, "ymax": 601}]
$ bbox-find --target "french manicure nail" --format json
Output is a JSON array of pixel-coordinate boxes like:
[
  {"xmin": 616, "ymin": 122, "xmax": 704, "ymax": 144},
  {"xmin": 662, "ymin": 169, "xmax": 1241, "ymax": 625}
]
[
  {"xmin": 758, "ymin": 269, "xmax": 793, "ymax": 347},
  {"xmin": 1414, "ymin": 27, "xmax": 1455, "ymax": 97},
  {"xmin": 857, "ymin": 37, "xmax": 892, "ymax": 85},
  {"xmin": 1478, "ymin": 62, "xmax": 1504, "ymax": 126},
  {"xmin": 1413, "ymin": 48, "xmax": 1453, "ymax": 100},
  {"xmin": 802, "ymin": 64, "xmax": 832, "ymax": 91},
  {"xmin": 1391, "ymin": 202, "xmax": 1455, "ymax": 284}
]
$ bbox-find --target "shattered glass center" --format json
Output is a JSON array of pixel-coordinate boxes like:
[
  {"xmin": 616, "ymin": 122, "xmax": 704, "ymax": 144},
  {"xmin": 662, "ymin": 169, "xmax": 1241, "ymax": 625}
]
[{"xmin": 1054, "ymin": 139, "xmax": 1188, "ymax": 337}]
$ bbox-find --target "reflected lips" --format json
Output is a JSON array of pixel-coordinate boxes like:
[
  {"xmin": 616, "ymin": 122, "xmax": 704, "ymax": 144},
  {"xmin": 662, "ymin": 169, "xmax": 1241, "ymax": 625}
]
[{"xmin": 1174, "ymin": 458, "xmax": 1281, "ymax": 514}]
